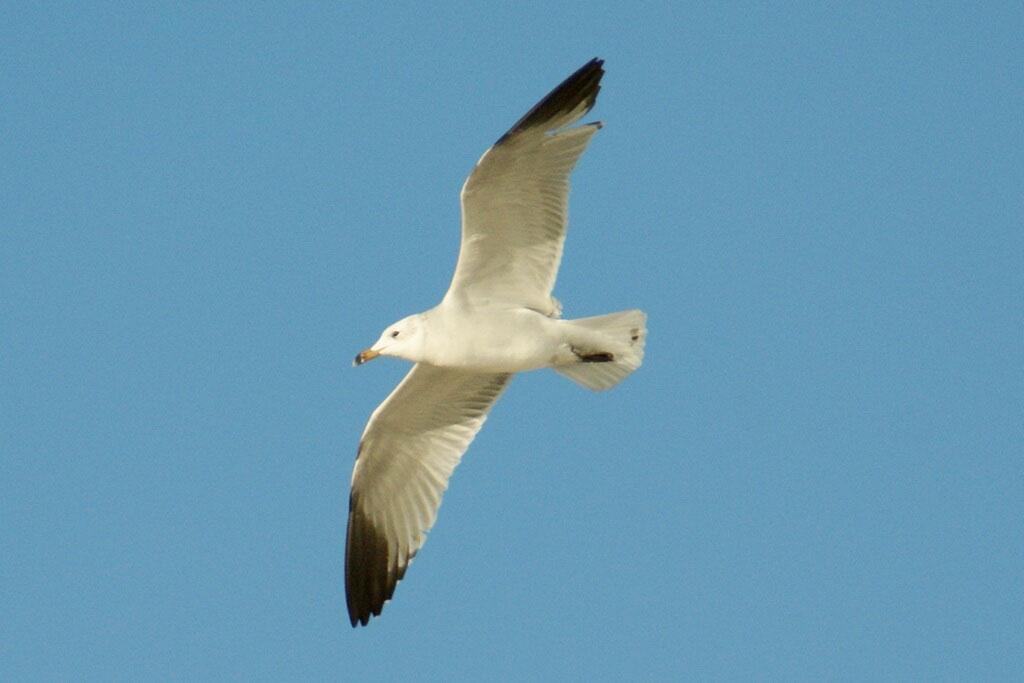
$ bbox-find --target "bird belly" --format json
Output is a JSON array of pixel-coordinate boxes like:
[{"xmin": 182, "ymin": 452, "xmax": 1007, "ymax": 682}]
[{"xmin": 429, "ymin": 308, "xmax": 561, "ymax": 372}]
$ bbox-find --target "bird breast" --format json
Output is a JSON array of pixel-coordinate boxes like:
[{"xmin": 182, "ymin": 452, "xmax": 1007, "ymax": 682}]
[{"xmin": 425, "ymin": 306, "xmax": 560, "ymax": 373}]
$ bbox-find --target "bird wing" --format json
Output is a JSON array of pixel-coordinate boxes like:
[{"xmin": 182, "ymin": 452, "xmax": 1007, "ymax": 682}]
[
  {"xmin": 443, "ymin": 58, "xmax": 604, "ymax": 315},
  {"xmin": 346, "ymin": 363, "xmax": 512, "ymax": 626}
]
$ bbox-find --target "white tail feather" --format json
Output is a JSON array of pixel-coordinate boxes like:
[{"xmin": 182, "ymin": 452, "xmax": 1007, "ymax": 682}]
[{"xmin": 555, "ymin": 309, "xmax": 646, "ymax": 391}]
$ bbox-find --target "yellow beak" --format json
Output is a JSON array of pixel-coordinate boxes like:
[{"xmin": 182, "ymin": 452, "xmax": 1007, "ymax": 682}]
[{"xmin": 353, "ymin": 348, "xmax": 380, "ymax": 366}]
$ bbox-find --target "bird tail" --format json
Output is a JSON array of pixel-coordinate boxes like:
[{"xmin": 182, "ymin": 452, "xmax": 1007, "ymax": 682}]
[{"xmin": 554, "ymin": 309, "xmax": 646, "ymax": 391}]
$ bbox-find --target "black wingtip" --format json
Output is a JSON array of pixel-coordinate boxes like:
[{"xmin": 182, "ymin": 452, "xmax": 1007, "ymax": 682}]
[
  {"xmin": 345, "ymin": 497, "xmax": 401, "ymax": 628},
  {"xmin": 494, "ymin": 57, "xmax": 605, "ymax": 146}
]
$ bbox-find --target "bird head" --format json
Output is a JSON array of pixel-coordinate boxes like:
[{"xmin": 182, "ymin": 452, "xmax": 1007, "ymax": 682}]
[{"xmin": 354, "ymin": 314, "xmax": 426, "ymax": 366}]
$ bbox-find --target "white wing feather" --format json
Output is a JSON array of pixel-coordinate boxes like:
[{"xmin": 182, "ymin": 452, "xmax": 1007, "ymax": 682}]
[
  {"xmin": 444, "ymin": 59, "xmax": 604, "ymax": 314},
  {"xmin": 346, "ymin": 364, "xmax": 511, "ymax": 626}
]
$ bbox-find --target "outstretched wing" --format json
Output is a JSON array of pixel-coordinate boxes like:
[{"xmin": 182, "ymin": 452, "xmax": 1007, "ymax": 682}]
[
  {"xmin": 444, "ymin": 58, "xmax": 605, "ymax": 314},
  {"xmin": 346, "ymin": 363, "xmax": 512, "ymax": 626}
]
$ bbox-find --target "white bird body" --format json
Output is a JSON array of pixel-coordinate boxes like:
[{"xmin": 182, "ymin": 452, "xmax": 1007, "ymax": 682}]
[
  {"xmin": 393, "ymin": 304, "xmax": 568, "ymax": 372},
  {"xmin": 430, "ymin": 305, "xmax": 560, "ymax": 371},
  {"xmin": 346, "ymin": 59, "xmax": 647, "ymax": 626}
]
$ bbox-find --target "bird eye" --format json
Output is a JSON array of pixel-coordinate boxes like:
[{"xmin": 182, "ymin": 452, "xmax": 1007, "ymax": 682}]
[{"xmin": 390, "ymin": 330, "xmax": 400, "ymax": 338}]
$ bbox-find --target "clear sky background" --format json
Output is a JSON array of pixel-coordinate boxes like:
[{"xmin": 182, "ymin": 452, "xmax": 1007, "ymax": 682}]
[{"xmin": 3, "ymin": 3, "xmax": 1021, "ymax": 679}]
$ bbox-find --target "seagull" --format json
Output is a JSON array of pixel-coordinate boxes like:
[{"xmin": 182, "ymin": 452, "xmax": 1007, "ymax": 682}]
[{"xmin": 347, "ymin": 58, "xmax": 646, "ymax": 627}]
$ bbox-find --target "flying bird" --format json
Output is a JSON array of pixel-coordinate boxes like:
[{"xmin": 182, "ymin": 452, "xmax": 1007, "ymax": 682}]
[{"xmin": 347, "ymin": 58, "xmax": 646, "ymax": 626}]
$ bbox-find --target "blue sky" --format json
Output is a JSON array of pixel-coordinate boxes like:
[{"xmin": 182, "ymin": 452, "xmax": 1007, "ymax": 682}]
[{"xmin": 3, "ymin": 2, "xmax": 1021, "ymax": 679}]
